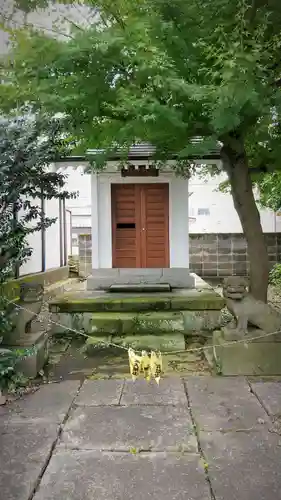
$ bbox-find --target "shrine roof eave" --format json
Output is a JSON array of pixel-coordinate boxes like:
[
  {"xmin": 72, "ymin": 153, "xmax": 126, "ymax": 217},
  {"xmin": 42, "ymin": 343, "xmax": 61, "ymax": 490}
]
[
  {"xmin": 55, "ymin": 152, "xmax": 221, "ymax": 163},
  {"xmin": 55, "ymin": 142, "xmax": 221, "ymax": 163}
]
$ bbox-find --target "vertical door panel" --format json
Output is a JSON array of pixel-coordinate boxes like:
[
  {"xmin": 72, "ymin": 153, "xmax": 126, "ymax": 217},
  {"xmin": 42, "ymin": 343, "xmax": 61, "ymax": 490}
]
[
  {"xmin": 111, "ymin": 184, "xmax": 140, "ymax": 268},
  {"xmin": 141, "ymin": 184, "xmax": 169, "ymax": 268}
]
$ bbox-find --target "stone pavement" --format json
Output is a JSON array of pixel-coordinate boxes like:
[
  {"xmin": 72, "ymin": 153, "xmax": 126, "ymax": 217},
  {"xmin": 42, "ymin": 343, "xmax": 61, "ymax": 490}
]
[{"xmin": 1, "ymin": 376, "xmax": 281, "ymax": 500}]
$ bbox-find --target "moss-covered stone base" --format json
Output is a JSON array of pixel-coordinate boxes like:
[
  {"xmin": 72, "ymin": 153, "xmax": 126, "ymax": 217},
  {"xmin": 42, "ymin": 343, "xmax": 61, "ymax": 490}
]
[
  {"xmin": 49, "ymin": 288, "xmax": 225, "ymax": 314},
  {"xmin": 49, "ymin": 280, "xmax": 225, "ymax": 354},
  {"xmin": 51, "ymin": 309, "xmax": 221, "ymax": 337}
]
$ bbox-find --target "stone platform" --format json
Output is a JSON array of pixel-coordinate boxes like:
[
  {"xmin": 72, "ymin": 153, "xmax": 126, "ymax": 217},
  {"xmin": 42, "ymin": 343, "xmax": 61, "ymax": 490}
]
[
  {"xmin": 87, "ymin": 268, "xmax": 196, "ymax": 290},
  {"xmin": 49, "ymin": 278, "xmax": 225, "ymax": 352}
]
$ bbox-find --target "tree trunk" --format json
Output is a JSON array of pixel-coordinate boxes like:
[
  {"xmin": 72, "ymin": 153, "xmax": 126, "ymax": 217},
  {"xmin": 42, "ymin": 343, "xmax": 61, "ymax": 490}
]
[{"xmin": 221, "ymin": 137, "xmax": 269, "ymax": 302}]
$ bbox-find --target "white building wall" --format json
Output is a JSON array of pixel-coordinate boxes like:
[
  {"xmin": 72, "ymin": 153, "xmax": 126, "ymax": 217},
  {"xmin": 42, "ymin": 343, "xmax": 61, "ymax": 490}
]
[
  {"xmin": 189, "ymin": 173, "xmax": 281, "ymax": 233},
  {"xmin": 20, "ymin": 228, "xmax": 43, "ymax": 275},
  {"xmin": 19, "ymin": 197, "xmax": 42, "ymax": 276},
  {"xmin": 169, "ymin": 177, "xmax": 190, "ymax": 267},
  {"xmin": 63, "ymin": 166, "xmax": 92, "ymax": 254},
  {"xmin": 65, "ymin": 209, "xmax": 72, "ymax": 257},
  {"xmin": 19, "ymin": 196, "xmax": 67, "ymax": 276},
  {"xmin": 45, "ymin": 198, "xmax": 61, "ymax": 270},
  {"xmin": 64, "ymin": 166, "xmax": 91, "ymax": 214}
]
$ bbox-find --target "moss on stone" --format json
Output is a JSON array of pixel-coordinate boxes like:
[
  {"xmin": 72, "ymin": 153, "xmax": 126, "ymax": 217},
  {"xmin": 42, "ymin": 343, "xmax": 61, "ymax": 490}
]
[
  {"xmin": 49, "ymin": 289, "xmax": 225, "ymax": 315},
  {"xmin": 4, "ymin": 267, "xmax": 68, "ymax": 295},
  {"xmin": 134, "ymin": 311, "xmax": 184, "ymax": 334},
  {"xmin": 49, "ymin": 297, "xmax": 103, "ymax": 313},
  {"xmin": 87, "ymin": 310, "xmax": 187, "ymax": 336},
  {"xmin": 101, "ymin": 299, "xmax": 124, "ymax": 311},
  {"xmin": 1, "ymin": 282, "xmax": 20, "ymax": 300},
  {"xmin": 90, "ymin": 313, "xmax": 122, "ymax": 335},
  {"xmin": 112, "ymin": 333, "xmax": 185, "ymax": 351},
  {"xmin": 85, "ymin": 336, "xmax": 112, "ymax": 355},
  {"xmin": 50, "ymin": 295, "xmax": 172, "ymax": 313},
  {"xmin": 183, "ymin": 310, "xmax": 221, "ymax": 332},
  {"xmin": 119, "ymin": 313, "xmax": 138, "ymax": 334},
  {"xmin": 170, "ymin": 292, "xmax": 225, "ymax": 311},
  {"xmin": 119, "ymin": 296, "xmax": 171, "ymax": 311}
]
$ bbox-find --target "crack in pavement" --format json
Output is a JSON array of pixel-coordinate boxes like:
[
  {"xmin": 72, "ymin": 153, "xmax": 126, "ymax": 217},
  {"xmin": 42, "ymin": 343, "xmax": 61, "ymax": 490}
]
[
  {"xmin": 183, "ymin": 379, "xmax": 217, "ymax": 500},
  {"xmin": 28, "ymin": 380, "xmax": 84, "ymax": 500}
]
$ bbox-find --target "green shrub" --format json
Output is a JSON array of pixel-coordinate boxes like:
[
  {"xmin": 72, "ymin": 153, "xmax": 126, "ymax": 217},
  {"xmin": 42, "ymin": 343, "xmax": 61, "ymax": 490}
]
[
  {"xmin": 0, "ymin": 347, "xmax": 36, "ymax": 391},
  {"xmin": 269, "ymin": 263, "xmax": 281, "ymax": 287}
]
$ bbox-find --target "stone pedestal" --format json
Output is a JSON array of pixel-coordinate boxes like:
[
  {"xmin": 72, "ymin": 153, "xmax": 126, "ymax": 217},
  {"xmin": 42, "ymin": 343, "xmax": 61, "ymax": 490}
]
[
  {"xmin": 2, "ymin": 331, "xmax": 49, "ymax": 378},
  {"xmin": 0, "ymin": 390, "xmax": 6, "ymax": 405},
  {"xmin": 207, "ymin": 328, "xmax": 281, "ymax": 376}
]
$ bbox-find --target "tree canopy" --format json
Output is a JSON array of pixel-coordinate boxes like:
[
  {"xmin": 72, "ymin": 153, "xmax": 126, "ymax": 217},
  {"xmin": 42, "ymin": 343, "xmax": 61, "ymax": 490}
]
[
  {"xmin": 257, "ymin": 172, "xmax": 281, "ymax": 212},
  {"xmin": 1, "ymin": 0, "xmax": 281, "ymax": 164},
  {"xmin": 1, "ymin": 0, "xmax": 281, "ymax": 300}
]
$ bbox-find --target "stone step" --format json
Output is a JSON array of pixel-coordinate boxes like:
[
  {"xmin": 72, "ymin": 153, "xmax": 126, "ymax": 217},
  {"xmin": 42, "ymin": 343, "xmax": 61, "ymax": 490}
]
[
  {"xmin": 86, "ymin": 333, "xmax": 186, "ymax": 352},
  {"xmin": 49, "ymin": 289, "xmax": 224, "ymax": 314},
  {"xmin": 51, "ymin": 310, "xmax": 221, "ymax": 337},
  {"xmin": 109, "ymin": 284, "xmax": 171, "ymax": 293},
  {"xmin": 87, "ymin": 268, "xmax": 195, "ymax": 290}
]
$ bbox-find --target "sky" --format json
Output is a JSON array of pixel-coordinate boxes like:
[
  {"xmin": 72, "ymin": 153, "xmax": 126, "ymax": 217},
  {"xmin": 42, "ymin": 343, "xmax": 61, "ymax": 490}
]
[{"xmin": 0, "ymin": 1, "xmax": 96, "ymax": 54}]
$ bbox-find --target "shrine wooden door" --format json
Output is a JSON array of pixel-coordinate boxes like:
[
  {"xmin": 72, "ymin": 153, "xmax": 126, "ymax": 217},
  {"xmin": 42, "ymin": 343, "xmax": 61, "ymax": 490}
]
[{"xmin": 111, "ymin": 183, "xmax": 169, "ymax": 268}]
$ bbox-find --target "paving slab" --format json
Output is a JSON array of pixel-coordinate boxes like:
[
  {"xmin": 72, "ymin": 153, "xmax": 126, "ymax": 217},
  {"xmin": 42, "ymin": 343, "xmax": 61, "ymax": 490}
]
[
  {"xmin": 250, "ymin": 381, "xmax": 281, "ymax": 417},
  {"xmin": 186, "ymin": 376, "xmax": 269, "ymax": 431},
  {"xmin": 33, "ymin": 450, "xmax": 210, "ymax": 500},
  {"xmin": 4, "ymin": 381, "xmax": 81, "ymax": 423},
  {"xmin": 60, "ymin": 405, "xmax": 197, "ymax": 452},
  {"xmin": 0, "ymin": 420, "xmax": 58, "ymax": 500},
  {"xmin": 75, "ymin": 379, "xmax": 124, "ymax": 406},
  {"xmin": 121, "ymin": 378, "xmax": 187, "ymax": 405},
  {"xmin": 200, "ymin": 430, "xmax": 281, "ymax": 500}
]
